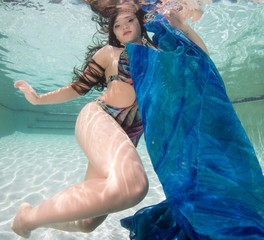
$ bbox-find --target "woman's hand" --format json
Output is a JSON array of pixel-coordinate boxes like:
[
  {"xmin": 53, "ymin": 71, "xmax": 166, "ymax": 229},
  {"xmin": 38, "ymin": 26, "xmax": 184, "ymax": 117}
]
[
  {"xmin": 14, "ymin": 80, "xmax": 40, "ymax": 105},
  {"xmin": 164, "ymin": 8, "xmax": 187, "ymax": 31},
  {"xmin": 165, "ymin": 8, "xmax": 209, "ymax": 55}
]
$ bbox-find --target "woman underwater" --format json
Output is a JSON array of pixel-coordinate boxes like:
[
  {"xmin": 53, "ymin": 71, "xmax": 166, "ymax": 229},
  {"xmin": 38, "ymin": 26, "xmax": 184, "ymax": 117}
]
[
  {"xmin": 12, "ymin": 0, "xmax": 264, "ymax": 239},
  {"xmin": 11, "ymin": 2, "xmax": 208, "ymax": 239}
]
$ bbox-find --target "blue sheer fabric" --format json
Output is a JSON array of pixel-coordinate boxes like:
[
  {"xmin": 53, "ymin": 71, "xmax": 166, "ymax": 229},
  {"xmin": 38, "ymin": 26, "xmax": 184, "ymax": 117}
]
[{"xmin": 120, "ymin": 15, "xmax": 264, "ymax": 239}]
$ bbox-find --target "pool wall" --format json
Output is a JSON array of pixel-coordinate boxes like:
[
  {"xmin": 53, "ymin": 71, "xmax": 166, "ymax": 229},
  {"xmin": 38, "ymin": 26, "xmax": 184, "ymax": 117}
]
[
  {"xmin": 0, "ymin": 105, "xmax": 76, "ymax": 137},
  {"xmin": 0, "ymin": 105, "xmax": 15, "ymax": 137}
]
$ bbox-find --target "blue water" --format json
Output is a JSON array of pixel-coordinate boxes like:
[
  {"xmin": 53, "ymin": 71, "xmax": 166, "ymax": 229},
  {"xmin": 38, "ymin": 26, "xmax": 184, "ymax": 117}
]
[{"xmin": 0, "ymin": 0, "xmax": 263, "ymax": 239}]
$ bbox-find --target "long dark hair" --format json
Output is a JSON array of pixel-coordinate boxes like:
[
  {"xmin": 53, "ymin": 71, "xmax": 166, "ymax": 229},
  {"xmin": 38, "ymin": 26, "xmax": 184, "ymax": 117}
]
[{"xmin": 72, "ymin": 5, "xmax": 155, "ymax": 95}]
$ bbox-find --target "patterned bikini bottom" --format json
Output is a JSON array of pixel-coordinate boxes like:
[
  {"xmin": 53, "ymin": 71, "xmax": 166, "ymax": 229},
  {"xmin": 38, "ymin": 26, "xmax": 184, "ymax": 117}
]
[{"xmin": 94, "ymin": 98, "xmax": 143, "ymax": 147}]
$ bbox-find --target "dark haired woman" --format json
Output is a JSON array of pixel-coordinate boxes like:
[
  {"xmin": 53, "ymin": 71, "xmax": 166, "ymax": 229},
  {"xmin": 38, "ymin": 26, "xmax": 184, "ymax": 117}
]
[{"xmin": 11, "ymin": 3, "xmax": 208, "ymax": 238}]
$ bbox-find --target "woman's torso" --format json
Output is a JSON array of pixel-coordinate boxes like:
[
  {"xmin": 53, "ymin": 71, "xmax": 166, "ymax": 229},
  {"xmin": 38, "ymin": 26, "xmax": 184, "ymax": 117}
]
[{"xmin": 95, "ymin": 45, "xmax": 136, "ymax": 108}]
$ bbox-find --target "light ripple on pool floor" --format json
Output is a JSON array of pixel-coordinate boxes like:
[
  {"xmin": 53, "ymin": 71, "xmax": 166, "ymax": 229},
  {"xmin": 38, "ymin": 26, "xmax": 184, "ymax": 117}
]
[{"xmin": 0, "ymin": 132, "xmax": 164, "ymax": 240}]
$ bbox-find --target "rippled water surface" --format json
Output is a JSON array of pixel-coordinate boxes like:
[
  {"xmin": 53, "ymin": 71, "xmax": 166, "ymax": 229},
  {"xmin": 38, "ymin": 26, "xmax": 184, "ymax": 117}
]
[{"xmin": 0, "ymin": 0, "xmax": 264, "ymax": 239}]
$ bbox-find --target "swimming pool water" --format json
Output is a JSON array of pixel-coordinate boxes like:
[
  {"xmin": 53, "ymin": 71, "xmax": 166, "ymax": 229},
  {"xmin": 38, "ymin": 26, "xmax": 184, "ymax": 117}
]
[{"xmin": 0, "ymin": 0, "xmax": 263, "ymax": 239}]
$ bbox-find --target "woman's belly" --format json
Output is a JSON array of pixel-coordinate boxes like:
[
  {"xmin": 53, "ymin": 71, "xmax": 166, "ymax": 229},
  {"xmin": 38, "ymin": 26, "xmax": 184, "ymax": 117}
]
[{"xmin": 97, "ymin": 81, "xmax": 136, "ymax": 108}]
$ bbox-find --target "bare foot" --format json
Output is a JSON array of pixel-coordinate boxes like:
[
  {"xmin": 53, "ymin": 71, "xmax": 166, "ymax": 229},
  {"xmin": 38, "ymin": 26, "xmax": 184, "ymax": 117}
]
[{"xmin": 11, "ymin": 203, "xmax": 33, "ymax": 238}]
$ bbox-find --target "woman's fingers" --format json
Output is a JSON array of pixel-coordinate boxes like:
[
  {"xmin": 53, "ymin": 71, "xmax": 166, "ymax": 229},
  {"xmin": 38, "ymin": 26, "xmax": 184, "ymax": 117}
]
[
  {"xmin": 14, "ymin": 80, "xmax": 30, "ymax": 92},
  {"xmin": 164, "ymin": 8, "xmax": 186, "ymax": 29},
  {"xmin": 14, "ymin": 80, "xmax": 39, "ymax": 105},
  {"xmin": 14, "ymin": 80, "xmax": 27, "ymax": 88}
]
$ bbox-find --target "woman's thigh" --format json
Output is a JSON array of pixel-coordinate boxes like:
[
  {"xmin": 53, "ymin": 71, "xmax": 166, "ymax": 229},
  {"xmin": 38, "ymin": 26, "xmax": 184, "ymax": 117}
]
[{"xmin": 75, "ymin": 102, "xmax": 145, "ymax": 179}]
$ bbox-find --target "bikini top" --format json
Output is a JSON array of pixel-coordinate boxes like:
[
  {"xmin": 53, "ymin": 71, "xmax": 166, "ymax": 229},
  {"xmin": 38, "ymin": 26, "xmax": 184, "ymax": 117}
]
[{"xmin": 107, "ymin": 47, "xmax": 134, "ymax": 86}]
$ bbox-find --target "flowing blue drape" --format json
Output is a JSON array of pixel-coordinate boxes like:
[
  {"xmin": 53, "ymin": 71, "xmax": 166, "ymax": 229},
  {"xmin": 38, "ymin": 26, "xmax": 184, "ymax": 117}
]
[{"xmin": 120, "ymin": 15, "xmax": 264, "ymax": 240}]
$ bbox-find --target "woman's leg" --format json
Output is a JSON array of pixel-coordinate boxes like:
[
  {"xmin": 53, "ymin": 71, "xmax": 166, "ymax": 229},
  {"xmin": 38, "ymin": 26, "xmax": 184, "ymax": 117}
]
[
  {"xmin": 72, "ymin": 163, "xmax": 108, "ymax": 232},
  {"xmin": 43, "ymin": 163, "xmax": 108, "ymax": 233},
  {"xmin": 11, "ymin": 102, "xmax": 148, "ymax": 238}
]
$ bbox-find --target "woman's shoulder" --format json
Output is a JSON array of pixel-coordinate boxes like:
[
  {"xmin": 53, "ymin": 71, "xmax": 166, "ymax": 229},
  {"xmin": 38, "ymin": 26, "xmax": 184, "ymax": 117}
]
[
  {"xmin": 91, "ymin": 45, "xmax": 113, "ymax": 69},
  {"xmin": 92, "ymin": 45, "xmax": 124, "ymax": 69},
  {"xmin": 95, "ymin": 45, "xmax": 123, "ymax": 55}
]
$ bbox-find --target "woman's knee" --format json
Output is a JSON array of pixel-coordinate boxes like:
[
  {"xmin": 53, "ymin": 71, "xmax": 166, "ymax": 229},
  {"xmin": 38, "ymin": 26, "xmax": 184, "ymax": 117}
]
[
  {"xmin": 127, "ymin": 161, "xmax": 149, "ymax": 204},
  {"xmin": 109, "ymin": 170, "xmax": 149, "ymax": 209},
  {"xmin": 130, "ymin": 171, "xmax": 149, "ymax": 203}
]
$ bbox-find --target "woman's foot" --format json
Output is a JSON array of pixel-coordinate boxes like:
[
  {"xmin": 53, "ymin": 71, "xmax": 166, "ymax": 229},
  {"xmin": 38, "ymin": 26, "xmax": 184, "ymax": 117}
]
[{"xmin": 11, "ymin": 203, "xmax": 33, "ymax": 238}]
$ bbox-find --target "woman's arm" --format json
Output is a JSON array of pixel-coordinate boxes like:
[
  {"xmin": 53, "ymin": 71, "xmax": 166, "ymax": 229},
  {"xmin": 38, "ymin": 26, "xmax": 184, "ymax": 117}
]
[
  {"xmin": 14, "ymin": 81, "xmax": 81, "ymax": 105},
  {"xmin": 165, "ymin": 9, "xmax": 209, "ymax": 55},
  {"xmin": 70, "ymin": 45, "xmax": 110, "ymax": 95},
  {"xmin": 14, "ymin": 46, "xmax": 111, "ymax": 105}
]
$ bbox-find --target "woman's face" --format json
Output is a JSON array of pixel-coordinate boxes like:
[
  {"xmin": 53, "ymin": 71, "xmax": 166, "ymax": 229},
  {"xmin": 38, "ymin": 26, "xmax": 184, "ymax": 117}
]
[{"xmin": 113, "ymin": 12, "xmax": 142, "ymax": 45}]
